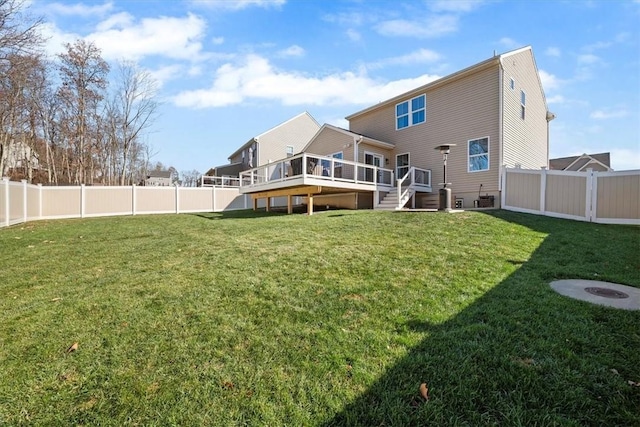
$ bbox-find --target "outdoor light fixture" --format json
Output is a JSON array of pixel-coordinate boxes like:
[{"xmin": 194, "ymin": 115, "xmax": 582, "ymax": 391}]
[{"xmin": 434, "ymin": 144, "xmax": 456, "ymax": 211}]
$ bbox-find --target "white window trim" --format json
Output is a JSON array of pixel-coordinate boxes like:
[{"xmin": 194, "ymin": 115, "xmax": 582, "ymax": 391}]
[
  {"xmin": 396, "ymin": 152, "xmax": 410, "ymax": 178},
  {"xmin": 468, "ymin": 136, "xmax": 490, "ymax": 173},
  {"xmin": 395, "ymin": 94, "xmax": 426, "ymax": 130},
  {"xmin": 520, "ymin": 90, "xmax": 526, "ymax": 120},
  {"xmin": 286, "ymin": 145, "xmax": 294, "ymax": 156},
  {"xmin": 363, "ymin": 150, "xmax": 383, "ymax": 166},
  {"xmin": 510, "ymin": 77, "xmax": 515, "ymax": 90}
]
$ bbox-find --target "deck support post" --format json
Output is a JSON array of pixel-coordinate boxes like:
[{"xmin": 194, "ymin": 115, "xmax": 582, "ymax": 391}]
[
  {"xmin": 287, "ymin": 195, "xmax": 292, "ymax": 214},
  {"xmin": 265, "ymin": 197, "xmax": 270, "ymax": 212},
  {"xmin": 307, "ymin": 194, "xmax": 314, "ymax": 216},
  {"xmin": 252, "ymin": 197, "xmax": 257, "ymax": 211}
]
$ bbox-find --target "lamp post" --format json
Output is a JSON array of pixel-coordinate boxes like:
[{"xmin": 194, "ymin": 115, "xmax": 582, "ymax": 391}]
[{"xmin": 434, "ymin": 144, "xmax": 456, "ymax": 211}]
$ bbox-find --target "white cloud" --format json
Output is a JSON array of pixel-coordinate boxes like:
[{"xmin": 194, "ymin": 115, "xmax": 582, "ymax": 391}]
[
  {"xmin": 590, "ymin": 109, "xmax": 630, "ymax": 120},
  {"xmin": 546, "ymin": 95, "xmax": 565, "ymax": 104},
  {"xmin": 86, "ymin": 13, "xmax": 207, "ymax": 61},
  {"xmin": 577, "ymin": 53, "xmax": 601, "ymax": 65},
  {"xmin": 44, "ymin": 1, "xmax": 113, "ymax": 16},
  {"xmin": 40, "ymin": 22, "xmax": 80, "ymax": 57},
  {"xmin": 376, "ymin": 15, "xmax": 458, "ymax": 38},
  {"xmin": 277, "ymin": 45, "xmax": 305, "ymax": 58},
  {"xmin": 173, "ymin": 54, "xmax": 441, "ymax": 108},
  {"xmin": 498, "ymin": 37, "xmax": 520, "ymax": 49},
  {"xmin": 369, "ymin": 48, "xmax": 441, "ymax": 69},
  {"xmin": 346, "ymin": 29, "xmax": 361, "ymax": 42},
  {"xmin": 190, "ymin": 0, "xmax": 286, "ymax": 10},
  {"xmin": 211, "ymin": 36, "xmax": 225, "ymax": 45},
  {"xmin": 545, "ymin": 47, "xmax": 561, "ymax": 57},
  {"xmin": 539, "ymin": 69, "xmax": 561, "ymax": 92},
  {"xmin": 148, "ymin": 64, "xmax": 184, "ymax": 88},
  {"xmin": 610, "ymin": 148, "xmax": 640, "ymax": 171},
  {"xmin": 429, "ymin": 0, "xmax": 486, "ymax": 12}
]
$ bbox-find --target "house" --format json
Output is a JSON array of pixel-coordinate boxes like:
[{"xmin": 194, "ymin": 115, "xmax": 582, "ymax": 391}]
[
  {"xmin": 208, "ymin": 111, "xmax": 321, "ymax": 179},
  {"xmin": 549, "ymin": 152, "xmax": 612, "ymax": 172},
  {"xmin": 145, "ymin": 170, "xmax": 173, "ymax": 186},
  {"xmin": 239, "ymin": 46, "xmax": 554, "ymax": 214}
]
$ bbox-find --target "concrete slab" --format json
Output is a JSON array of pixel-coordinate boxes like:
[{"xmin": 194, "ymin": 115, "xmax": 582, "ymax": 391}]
[{"xmin": 550, "ymin": 279, "xmax": 640, "ymax": 311}]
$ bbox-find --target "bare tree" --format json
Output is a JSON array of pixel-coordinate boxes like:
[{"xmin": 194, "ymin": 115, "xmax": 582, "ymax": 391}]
[
  {"xmin": 110, "ymin": 60, "xmax": 158, "ymax": 185},
  {"xmin": 0, "ymin": 0, "xmax": 43, "ymax": 62},
  {"xmin": 56, "ymin": 39, "xmax": 109, "ymax": 184},
  {"xmin": 180, "ymin": 169, "xmax": 201, "ymax": 187}
]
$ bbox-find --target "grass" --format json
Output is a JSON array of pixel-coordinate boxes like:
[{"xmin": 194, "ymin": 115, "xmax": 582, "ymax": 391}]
[{"xmin": 0, "ymin": 209, "xmax": 638, "ymax": 426}]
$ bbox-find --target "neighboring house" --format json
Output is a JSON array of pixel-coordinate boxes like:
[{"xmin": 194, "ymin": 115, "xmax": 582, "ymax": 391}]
[
  {"xmin": 239, "ymin": 46, "xmax": 555, "ymax": 213},
  {"xmin": 209, "ymin": 111, "xmax": 321, "ymax": 178},
  {"xmin": 145, "ymin": 170, "xmax": 173, "ymax": 186},
  {"xmin": 1, "ymin": 139, "xmax": 40, "ymax": 175},
  {"xmin": 549, "ymin": 152, "xmax": 612, "ymax": 172}
]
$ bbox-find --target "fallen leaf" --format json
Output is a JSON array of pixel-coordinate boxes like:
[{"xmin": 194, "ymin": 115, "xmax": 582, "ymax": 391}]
[
  {"xmin": 222, "ymin": 381, "xmax": 234, "ymax": 390},
  {"xmin": 628, "ymin": 380, "xmax": 640, "ymax": 387},
  {"xmin": 51, "ymin": 297, "xmax": 62, "ymax": 302},
  {"xmin": 67, "ymin": 342, "xmax": 78, "ymax": 353},
  {"xmin": 610, "ymin": 368, "xmax": 619, "ymax": 375},
  {"xmin": 419, "ymin": 383, "xmax": 429, "ymax": 401}
]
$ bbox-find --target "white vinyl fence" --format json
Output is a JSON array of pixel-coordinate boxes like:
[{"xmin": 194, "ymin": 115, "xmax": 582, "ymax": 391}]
[
  {"xmin": 501, "ymin": 168, "xmax": 640, "ymax": 225},
  {"xmin": 0, "ymin": 178, "xmax": 257, "ymax": 228}
]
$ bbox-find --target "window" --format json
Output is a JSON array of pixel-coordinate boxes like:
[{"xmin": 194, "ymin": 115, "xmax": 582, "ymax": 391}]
[
  {"xmin": 468, "ymin": 137, "xmax": 489, "ymax": 172},
  {"xmin": 396, "ymin": 153, "xmax": 410, "ymax": 178},
  {"xmin": 286, "ymin": 145, "xmax": 294, "ymax": 157},
  {"xmin": 510, "ymin": 78, "xmax": 515, "ymax": 90},
  {"xmin": 520, "ymin": 90, "xmax": 526, "ymax": 120},
  {"xmin": 396, "ymin": 94, "xmax": 426, "ymax": 129}
]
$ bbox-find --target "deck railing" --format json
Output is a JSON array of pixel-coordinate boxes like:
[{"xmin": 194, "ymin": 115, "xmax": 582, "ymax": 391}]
[
  {"xmin": 397, "ymin": 167, "xmax": 432, "ymax": 208},
  {"xmin": 240, "ymin": 153, "xmax": 395, "ymax": 190},
  {"xmin": 200, "ymin": 176, "xmax": 241, "ymax": 187}
]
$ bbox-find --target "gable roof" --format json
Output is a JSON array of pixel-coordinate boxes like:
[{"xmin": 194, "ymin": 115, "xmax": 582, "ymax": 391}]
[
  {"xmin": 302, "ymin": 123, "xmax": 395, "ymax": 153},
  {"xmin": 227, "ymin": 111, "xmax": 319, "ymax": 160},
  {"xmin": 346, "ymin": 46, "xmax": 538, "ymax": 121},
  {"xmin": 147, "ymin": 170, "xmax": 172, "ymax": 179},
  {"xmin": 549, "ymin": 153, "xmax": 612, "ymax": 171}
]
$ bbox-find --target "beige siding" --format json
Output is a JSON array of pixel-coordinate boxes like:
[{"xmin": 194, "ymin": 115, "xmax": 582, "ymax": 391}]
[
  {"xmin": 501, "ymin": 49, "xmax": 549, "ymax": 169},
  {"xmin": 349, "ymin": 64, "xmax": 501, "ymax": 196},
  {"xmin": 136, "ymin": 187, "xmax": 176, "ymax": 213},
  {"xmin": 257, "ymin": 113, "xmax": 320, "ymax": 164},
  {"xmin": 85, "ymin": 187, "xmax": 133, "ymax": 216},
  {"xmin": 504, "ymin": 171, "xmax": 541, "ymax": 211},
  {"xmin": 357, "ymin": 142, "xmax": 394, "ymax": 167},
  {"xmin": 545, "ymin": 175, "xmax": 586, "ymax": 217},
  {"xmin": 298, "ymin": 126, "xmax": 353, "ymax": 160},
  {"xmin": 596, "ymin": 174, "xmax": 640, "ymax": 219},
  {"xmin": 42, "ymin": 187, "xmax": 81, "ymax": 218}
]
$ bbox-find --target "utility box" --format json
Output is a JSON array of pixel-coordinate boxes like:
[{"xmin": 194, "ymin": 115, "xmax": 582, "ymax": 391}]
[
  {"xmin": 455, "ymin": 198, "xmax": 464, "ymax": 209},
  {"xmin": 476, "ymin": 195, "xmax": 495, "ymax": 208}
]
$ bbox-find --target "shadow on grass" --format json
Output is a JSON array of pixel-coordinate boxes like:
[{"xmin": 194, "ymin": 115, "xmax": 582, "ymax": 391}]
[
  {"xmin": 324, "ymin": 211, "xmax": 640, "ymax": 426},
  {"xmin": 191, "ymin": 209, "xmax": 290, "ymax": 221}
]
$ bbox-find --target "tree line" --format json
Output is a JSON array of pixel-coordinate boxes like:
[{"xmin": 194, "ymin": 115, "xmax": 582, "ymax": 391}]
[{"xmin": 1, "ymin": 0, "xmax": 167, "ymax": 186}]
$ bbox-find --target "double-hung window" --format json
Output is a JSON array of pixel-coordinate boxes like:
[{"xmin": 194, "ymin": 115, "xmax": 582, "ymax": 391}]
[
  {"xmin": 396, "ymin": 94, "xmax": 426, "ymax": 129},
  {"xmin": 468, "ymin": 137, "xmax": 489, "ymax": 172}
]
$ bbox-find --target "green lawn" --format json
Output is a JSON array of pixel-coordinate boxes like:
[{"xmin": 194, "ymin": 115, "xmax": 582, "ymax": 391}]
[{"xmin": 0, "ymin": 210, "xmax": 638, "ymax": 426}]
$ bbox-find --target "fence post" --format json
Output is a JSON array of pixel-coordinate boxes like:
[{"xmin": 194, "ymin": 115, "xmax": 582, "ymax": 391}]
[
  {"xmin": 22, "ymin": 180, "xmax": 27, "ymax": 223},
  {"xmin": 540, "ymin": 167, "xmax": 547, "ymax": 214},
  {"xmin": 132, "ymin": 184, "xmax": 137, "ymax": 215},
  {"xmin": 81, "ymin": 184, "xmax": 85, "ymax": 218},
  {"xmin": 585, "ymin": 168, "xmax": 594, "ymax": 222},
  {"xmin": 175, "ymin": 184, "xmax": 180, "ymax": 214},
  {"xmin": 500, "ymin": 167, "xmax": 507, "ymax": 208},
  {"xmin": 38, "ymin": 184, "xmax": 43, "ymax": 220},
  {"xmin": 3, "ymin": 178, "xmax": 9, "ymax": 227}
]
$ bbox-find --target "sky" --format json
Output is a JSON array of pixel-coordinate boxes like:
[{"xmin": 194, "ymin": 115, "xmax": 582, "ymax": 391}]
[{"xmin": 30, "ymin": 0, "xmax": 640, "ymax": 173}]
